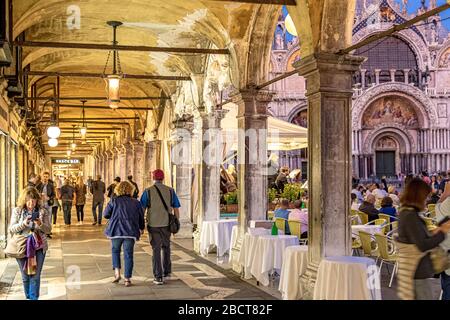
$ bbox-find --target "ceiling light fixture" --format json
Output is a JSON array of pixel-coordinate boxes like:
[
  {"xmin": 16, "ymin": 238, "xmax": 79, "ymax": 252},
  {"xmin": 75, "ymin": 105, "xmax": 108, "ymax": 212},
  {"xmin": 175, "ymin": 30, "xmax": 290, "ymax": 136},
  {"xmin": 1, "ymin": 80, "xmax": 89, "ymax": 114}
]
[
  {"xmin": 104, "ymin": 21, "xmax": 123, "ymax": 109},
  {"xmin": 71, "ymin": 125, "xmax": 76, "ymax": 151},
  {"xmin": 47, "ymin": 111, "xmax": 61, "ymax": 139},
  {"xmin": 80, "ymin": 100, "xmax": 87, "ymax": 137},
  {"xmin": 48, "ymin": 138, "xmax": 58, "ymax": 147}
]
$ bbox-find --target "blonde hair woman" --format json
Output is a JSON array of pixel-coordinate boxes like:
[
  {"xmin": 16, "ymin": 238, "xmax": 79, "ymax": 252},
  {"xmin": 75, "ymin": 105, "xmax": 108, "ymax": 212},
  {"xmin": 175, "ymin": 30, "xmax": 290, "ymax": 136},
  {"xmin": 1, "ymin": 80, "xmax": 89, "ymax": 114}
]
[
  {"xmin": 9, "ymin": 187, "xmax": 52, "ymax": 300},
  {"xmin": 103, "ymin": 181, "xmax": 144, "ymax": 287},
  {"xmin": 74, "ymin": 176, "xmax": 87, "ymax": 225}
]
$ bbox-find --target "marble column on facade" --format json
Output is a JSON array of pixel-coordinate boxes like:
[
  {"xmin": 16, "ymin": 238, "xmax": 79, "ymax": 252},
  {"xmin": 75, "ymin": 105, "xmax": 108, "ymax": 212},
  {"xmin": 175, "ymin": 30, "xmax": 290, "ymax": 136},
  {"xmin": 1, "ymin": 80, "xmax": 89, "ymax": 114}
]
[
  {"xmin": 403, "ymin": 69, "xmax": 410, "ymax": 84},
  {"xmin": 229, "ymin": 89, "xmax": 272, "ymax": 272},
  {"xmin": 132, "ymin": 141, "xmax": 145, "ymax": 195},
  {"xmin": 171, "ymin": 116, "xmax": 194, "ymax": 239},
  {"xmin": 193, "ymin": 107, "xmax": 227, "ymax": 253},
  {"xmin": 107, "ymin": 150, "xmax": 114, "ymax": 186},
  {"xmin": 374, "ymin": 69, "xmax": 381, "ymax": 85},
  {"xmin": 390, "ymin": 69, "xmax": 396, "ymax": 82},
  {"xmin": 296, "ymin": 53, "xmax": 364, "ymax": 298},
  {"xmin": 360, "ymin": 69, "xmax": 366, "ymax": 89}
]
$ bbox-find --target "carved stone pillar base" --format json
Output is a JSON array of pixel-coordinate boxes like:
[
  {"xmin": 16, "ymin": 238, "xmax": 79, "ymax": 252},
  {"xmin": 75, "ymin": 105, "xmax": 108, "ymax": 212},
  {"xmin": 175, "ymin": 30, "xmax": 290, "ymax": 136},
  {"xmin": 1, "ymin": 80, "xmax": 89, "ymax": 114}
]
[
  {"xmin": 176, "ymin": 219, "xmax": 193, "ymax": 239},
  {"xmin": 299, "ymin": 261, "xmax": 320, "ymax": 300}
]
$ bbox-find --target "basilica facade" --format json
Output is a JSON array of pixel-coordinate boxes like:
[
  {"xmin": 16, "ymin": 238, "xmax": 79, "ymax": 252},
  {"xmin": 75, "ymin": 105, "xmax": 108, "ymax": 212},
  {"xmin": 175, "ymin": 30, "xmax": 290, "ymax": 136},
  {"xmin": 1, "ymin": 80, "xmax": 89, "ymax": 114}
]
[{"xmin": 269, "ymin": 0, "xmax": 450, "ymax": 179}]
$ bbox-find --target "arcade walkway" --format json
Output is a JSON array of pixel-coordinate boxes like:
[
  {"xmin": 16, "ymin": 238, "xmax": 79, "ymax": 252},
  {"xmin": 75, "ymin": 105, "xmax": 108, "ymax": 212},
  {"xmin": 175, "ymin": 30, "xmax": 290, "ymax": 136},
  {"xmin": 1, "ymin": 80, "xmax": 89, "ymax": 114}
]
[{"xmin": 0, "ymin": 200, "xmax": 275, "ymax": 300}]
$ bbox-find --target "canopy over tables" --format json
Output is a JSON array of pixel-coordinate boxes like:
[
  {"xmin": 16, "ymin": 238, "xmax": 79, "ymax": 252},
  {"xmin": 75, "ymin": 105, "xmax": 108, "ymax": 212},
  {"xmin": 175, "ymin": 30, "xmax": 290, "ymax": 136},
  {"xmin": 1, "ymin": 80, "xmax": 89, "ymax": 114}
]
[{"xmin": 221, "ymin": 104, "xmax": 308, "ymax": 152}]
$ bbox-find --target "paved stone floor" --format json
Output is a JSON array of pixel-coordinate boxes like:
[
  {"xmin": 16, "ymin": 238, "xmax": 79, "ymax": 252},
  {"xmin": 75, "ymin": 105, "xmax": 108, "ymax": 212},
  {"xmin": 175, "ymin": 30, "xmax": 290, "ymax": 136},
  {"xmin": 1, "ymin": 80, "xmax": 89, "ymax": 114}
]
[
  {"xmin": 0, "ymin": 200, "xmax": 275, "ymax": 300},
  {"xmin": 0, "ymin": 198, "xmax": 443, "ymax": 300}
]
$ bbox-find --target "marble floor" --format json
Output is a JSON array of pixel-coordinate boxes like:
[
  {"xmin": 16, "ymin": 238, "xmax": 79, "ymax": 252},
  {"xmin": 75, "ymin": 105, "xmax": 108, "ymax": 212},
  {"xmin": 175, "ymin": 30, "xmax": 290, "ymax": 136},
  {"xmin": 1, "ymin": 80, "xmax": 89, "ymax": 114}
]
[
  {"xmin": 0, "ymin": 203, "xmax": 275, "ymax": 300},
  {"xmin": 0, "ymin": 200, "xmax": 443, "ymax": 300}
]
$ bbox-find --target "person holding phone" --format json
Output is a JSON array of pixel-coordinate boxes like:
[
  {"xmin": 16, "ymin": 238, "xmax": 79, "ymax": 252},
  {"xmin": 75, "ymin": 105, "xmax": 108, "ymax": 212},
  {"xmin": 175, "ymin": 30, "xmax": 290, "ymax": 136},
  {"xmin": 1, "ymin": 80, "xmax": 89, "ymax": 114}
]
[
  {"xmin": 8, "ymin": 187, "xmax": 52, "ymax": 300},
  {"xmin": 435, "ymin": 181, "xmax": 450, "ymax": 300}
]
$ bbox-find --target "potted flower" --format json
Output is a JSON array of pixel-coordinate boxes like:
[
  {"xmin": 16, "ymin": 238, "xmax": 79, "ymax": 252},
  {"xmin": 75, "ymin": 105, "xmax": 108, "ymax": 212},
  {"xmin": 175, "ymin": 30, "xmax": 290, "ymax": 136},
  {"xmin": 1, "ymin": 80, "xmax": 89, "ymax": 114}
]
[{"xmin": 224, "ymin": 191, "xmax": 238, "ymax": 213}]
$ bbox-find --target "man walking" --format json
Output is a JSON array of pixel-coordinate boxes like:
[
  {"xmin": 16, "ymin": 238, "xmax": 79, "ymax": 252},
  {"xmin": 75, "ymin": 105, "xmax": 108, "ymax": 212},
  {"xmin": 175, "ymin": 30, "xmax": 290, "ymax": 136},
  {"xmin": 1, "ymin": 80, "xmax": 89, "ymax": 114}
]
[
  {"xmin": 90, "ymin": 175, "xmax": 106, "ymax": 225},
  {"xmin": 128, "ymin": 175, "xmax": 139, "ymax": 199},
  {"xmin": 140, "ymin": 169, "xmax": 180, "ymax": 285},
  {"xmin": 36, "ymin": 171, "xmax": 57, "ymax": 237}
]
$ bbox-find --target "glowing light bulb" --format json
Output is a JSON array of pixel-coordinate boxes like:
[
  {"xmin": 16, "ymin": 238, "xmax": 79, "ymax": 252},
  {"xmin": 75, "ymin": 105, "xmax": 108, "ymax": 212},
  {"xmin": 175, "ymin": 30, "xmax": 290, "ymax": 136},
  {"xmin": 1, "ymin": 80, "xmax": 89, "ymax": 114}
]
[
  {"xmin": 48, "ymin": 138, "xmax": 58, "ymax": 147},
  {"xmin": 47, "ymin": 126, "xmax": 61, "ymax": 139}
]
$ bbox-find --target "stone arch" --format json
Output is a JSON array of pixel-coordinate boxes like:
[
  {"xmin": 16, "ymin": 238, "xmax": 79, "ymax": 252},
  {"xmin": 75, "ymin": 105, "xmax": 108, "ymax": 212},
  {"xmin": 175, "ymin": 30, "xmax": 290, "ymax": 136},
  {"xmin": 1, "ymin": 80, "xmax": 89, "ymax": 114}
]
[
  {"xmin": 363, "ymin": 124, "xmax": 415, "ymax": 154},
  {"xmin": 352, "ymin": 28, "xmax": 428, "ymax": 71},
  {"xmin": 352, "ymin": 82, "xmax": 437, "ymax": 129},
  {"xmin": 287, "ymin": 103, "xmax": 308, "ymax": 124}
]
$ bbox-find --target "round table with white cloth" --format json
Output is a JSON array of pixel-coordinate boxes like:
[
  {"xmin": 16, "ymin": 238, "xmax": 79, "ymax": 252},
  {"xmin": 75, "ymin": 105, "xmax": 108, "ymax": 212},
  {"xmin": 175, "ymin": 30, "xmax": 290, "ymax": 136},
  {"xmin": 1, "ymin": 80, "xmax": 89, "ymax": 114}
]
[
  {"xmin": 249, "ymin": 235, "xmax": 299, "ymax": 286},
  {"xmin": 278, "ymin": 245, "xmax": 309, "ymax": 300},
  {"xmin": 238, "ymin": 228, "xmax": 272, "ymax": 278},
  {"xmin": 313, "ymin": 256, "xmax": 381, "ymax": 300},
  {"xmin": 199, "ymin": 219, "xmax": 238, "ymax": 257},
  {"xmin": 351, "ymin": 224, "xmax": 383, "ymax": 237}
]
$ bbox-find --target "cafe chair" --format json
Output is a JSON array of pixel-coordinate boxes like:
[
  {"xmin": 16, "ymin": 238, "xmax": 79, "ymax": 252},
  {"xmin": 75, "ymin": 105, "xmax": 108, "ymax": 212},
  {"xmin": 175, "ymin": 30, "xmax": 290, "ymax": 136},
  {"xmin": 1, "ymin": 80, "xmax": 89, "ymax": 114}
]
[
  {"xmin": 374, "ymin": 233, "xmax": 398, "ymax": 288},
  {"xmin": 288, "ymin": 220, "xmax": 308, "ymax": 245},
  {"xmin": 358, "ymin": 231, "xmax": 379, "ymax": 260},
  {"xmin": 357, "ymin": 211, "xmax": 369, "ymax": 225},
  {"xmin": 275, "ymin": 217, "xmax": 288, "ymax": 235}
]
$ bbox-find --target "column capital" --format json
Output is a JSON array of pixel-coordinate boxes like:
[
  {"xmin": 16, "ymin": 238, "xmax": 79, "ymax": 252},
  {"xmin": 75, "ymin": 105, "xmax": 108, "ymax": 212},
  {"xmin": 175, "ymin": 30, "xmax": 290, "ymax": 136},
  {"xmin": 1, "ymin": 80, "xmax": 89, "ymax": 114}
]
[
  {"xmin": 200, "ymin": 107, "xmax": 228, "ymax": 129},
  {"xmin": 294, "ymin": 53, "xmax": 364, "ymax": 95}
]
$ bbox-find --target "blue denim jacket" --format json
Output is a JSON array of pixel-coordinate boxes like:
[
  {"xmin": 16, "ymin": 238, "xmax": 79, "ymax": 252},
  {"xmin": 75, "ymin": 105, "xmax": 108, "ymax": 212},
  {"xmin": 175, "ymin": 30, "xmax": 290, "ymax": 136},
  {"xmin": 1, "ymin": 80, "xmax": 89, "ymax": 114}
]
[{"xmin": 103, "ymin": 196, "xmax": 145, "ymax": 241}]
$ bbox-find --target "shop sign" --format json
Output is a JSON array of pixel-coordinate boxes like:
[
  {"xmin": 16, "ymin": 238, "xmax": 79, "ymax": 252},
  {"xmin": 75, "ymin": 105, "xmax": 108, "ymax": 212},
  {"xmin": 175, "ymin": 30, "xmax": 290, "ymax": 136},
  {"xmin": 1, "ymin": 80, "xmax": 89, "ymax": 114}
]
[{"xmin": 52, "ymin": 158, "xmax": 84, "ymax": 164}]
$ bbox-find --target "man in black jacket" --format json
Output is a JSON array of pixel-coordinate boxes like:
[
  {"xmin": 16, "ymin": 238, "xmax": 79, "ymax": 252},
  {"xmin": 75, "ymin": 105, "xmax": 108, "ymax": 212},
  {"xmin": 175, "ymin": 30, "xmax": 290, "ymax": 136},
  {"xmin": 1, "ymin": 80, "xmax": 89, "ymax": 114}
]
[
  {"xmin": 358, "ymin": 194, "xmax": 379, "ymax": 222},
  {"xmin": 128, "ymin": 175, "xmax": 139, "ymax": 199}
]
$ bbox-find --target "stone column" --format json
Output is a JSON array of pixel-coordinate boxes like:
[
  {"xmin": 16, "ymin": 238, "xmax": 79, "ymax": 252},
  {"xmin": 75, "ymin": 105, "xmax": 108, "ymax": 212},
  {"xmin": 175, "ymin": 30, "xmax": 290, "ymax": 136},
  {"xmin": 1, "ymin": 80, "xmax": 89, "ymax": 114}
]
[
  {"xmin": 117, "ymin": 146, "xmax": 127, "ymax": 181},
  {"xmin": 193, "ymin": 108, "xmax": 227, "ymax": 253},
  {"xmin": 171, "ymin": 117, "xmax": 195, "ymax": 239},
  {"xmin": 403, "ymin": 69, "xmax": 410, "ymax": 84},
  {"xmin": 132, "ymin": 142, "xmax": 145, "ymax": 195},
  {"xmin": 296, "ymin": 53, "xmax": 364, "ymax": 298},
  {"xmin": 145, "ymin": 137, "xmax": 162, "ymax": 187},
  {"xmin": 230, "ymin": 88, "xmax": 272, "ymax": 272},
  {"xmin": 125, "ymin": 143, "xmax": 135, "ymax": 180},
  {"xmin": 107, "ymin": 150, "xmax": 114, "ymax": 186},
  {"xmin": 390, "ymin": 69, "xmax": 396, "ymax": 82},
  {"xmin": 374, "ymin": 69, "xmax": 381, "ymax": 85},
  {"xmin": 360, "ymin": 69, "xmax": 366, "ymax": 89}
]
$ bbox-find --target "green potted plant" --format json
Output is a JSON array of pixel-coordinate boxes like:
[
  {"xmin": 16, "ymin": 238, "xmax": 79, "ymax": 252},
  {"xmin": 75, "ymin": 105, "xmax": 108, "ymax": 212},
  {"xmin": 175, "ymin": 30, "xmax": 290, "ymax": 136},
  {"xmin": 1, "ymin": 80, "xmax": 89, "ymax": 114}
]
[
  {"xmin": 224, "ymin": 191, "xmax": 238, "ymax": 213},
  {"xmin": 268, "ymin": 188, "xmax": 278, "ymax": 210},
  {"xmin": 281, "ymin": 183, "xmax": 303, "ymax": 208}
]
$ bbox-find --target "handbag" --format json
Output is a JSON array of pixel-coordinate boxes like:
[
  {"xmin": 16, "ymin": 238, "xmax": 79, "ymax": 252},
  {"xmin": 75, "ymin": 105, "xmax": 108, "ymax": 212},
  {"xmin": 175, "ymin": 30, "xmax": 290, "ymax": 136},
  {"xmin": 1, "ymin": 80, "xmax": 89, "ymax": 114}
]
[
  {"xmin": 4, "ymin": 233, "xmax": 28, "ymax": 259},
  {"xmin": 153, "ymin": 185, "xmax": 180, "ymax": 234}
]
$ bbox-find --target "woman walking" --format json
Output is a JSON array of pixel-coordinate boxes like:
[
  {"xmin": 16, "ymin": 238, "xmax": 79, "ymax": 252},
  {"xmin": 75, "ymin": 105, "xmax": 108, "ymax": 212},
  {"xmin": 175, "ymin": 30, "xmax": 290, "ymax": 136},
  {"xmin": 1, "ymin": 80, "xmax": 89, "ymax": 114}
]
[
  {"xmin": 74, "ymin": 177, "xmax": 87, "ymax": 225},
  {"xmin": 396, "ymin": 178, "xmax": 450, "ymax": 300},
  {"xmin": 8, "ymin": 187, "xmax": 52, "ymax": 300},
  {"xmin": 103, "ymin": 181, "xmax": 144, "ymax": 286},
  {"xmin": 60, "ymin": 179, "xmax": 75, "ymax": 225}
]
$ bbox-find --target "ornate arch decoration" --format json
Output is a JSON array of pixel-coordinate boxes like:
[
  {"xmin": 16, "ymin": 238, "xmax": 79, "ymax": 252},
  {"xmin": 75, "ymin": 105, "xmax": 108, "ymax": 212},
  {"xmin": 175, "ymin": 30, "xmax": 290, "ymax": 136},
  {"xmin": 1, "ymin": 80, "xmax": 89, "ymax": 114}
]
[
  {"xmin": 352, "ymin": 28, "xmax": 429, "ymax": 71},
  {"xmin": 286, "ymin": 102, "xmax": 308, "ymax": 124},
  {"xmin": 363, "ymin": 124, "xmax": 415, "ymax": 154},
  {"xmin": 435, "ymin": 40, "xmax": 450, "ymax": 69},
  {"xmin": 352, "ymin": 82, "xmax": 437, "ymax": 129}
]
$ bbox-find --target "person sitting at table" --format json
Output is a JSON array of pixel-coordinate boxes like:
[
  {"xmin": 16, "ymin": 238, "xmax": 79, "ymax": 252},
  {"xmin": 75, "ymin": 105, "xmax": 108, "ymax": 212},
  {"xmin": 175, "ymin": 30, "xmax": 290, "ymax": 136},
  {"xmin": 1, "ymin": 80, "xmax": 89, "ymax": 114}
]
[
  {"xmin": 351, "ymin": 193, "xmax": 360, "ymax": 211},
  {"xmin": 379, "ymin": 196, "xmax": 397, "ymax": 222},
  {"xmin": 388, "ymin": 185, "xmax": 400, "ymax": 206},
  {"xmin": 288, "ymin": 200, "xmax": 308, "ymax": 238},
  {"xmin": 274, "ymin": 198, "xmax": 290, "ymax": 234},
  {"xmin": 358, "ymin": 194, "xmax": 379, "ymax": 222}
]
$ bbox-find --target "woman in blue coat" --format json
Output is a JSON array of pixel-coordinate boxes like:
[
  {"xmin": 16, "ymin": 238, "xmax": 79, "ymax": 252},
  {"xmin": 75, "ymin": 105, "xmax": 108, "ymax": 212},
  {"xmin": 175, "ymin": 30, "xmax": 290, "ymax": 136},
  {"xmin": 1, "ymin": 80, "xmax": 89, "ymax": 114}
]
[{"xmin": 103, "ymin": 181, "xmax": 145, "ymax": 286}]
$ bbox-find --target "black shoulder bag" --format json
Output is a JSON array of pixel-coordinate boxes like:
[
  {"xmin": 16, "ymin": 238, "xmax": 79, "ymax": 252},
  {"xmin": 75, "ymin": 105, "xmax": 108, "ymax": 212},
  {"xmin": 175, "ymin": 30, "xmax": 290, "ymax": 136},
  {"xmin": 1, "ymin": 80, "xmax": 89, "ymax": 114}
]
[{"xmin": 153, "ymin": 185, "xmax": 180, "ymax": 234}]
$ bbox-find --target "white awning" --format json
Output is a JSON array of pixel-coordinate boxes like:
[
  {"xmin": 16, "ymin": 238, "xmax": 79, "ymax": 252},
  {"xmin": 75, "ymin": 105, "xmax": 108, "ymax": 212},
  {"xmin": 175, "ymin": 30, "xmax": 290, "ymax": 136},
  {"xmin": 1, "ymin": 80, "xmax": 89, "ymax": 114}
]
[{"xmin": 221, "ymin": 104, "xmax": 308, "ymax": 151}]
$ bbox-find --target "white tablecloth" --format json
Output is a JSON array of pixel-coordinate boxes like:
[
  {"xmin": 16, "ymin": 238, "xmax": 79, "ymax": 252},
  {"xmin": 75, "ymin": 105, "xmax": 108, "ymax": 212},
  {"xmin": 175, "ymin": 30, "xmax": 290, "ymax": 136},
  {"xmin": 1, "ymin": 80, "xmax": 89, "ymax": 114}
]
[
  {"xmin": 313, "ymin": 256, "xmax": 381, "ymax": 300},
  {"xmin": 249, "ymin": 235, "xmax": 299, "ymax": 286},
  {"xmin": 278, "ymin": 245, "xmax": 309, "ymax": 300},
  {"xmin": 238, "ymin": 229, "xmax": 271, "ymax": 279},
  {"xmin": 351, "ymin": 225, "xmax": 383, "ymax": 237},
  {"xmin": 199, "ymin": 219, "xmax": 238, "ymax": 257}
]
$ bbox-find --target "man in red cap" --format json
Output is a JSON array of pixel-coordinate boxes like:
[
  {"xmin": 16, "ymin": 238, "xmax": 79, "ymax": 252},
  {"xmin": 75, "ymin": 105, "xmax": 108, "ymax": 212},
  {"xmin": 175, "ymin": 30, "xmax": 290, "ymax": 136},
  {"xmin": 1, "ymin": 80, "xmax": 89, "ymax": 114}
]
[{"xmin": 140, "ymin": 169, "xmax": 181, "ymax": 285}]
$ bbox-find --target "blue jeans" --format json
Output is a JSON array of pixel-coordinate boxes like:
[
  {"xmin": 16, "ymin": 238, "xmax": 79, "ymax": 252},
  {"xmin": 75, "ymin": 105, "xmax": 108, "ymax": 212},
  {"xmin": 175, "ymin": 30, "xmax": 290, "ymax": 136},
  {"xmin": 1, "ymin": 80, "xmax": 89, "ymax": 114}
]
[
  {"xmin": 441, "ymin": 272, "xmax": 450, "ymax": 300},
  {"xmin": 16, "ymin": 250, "xmax": 46, "ymax": 300},
  {"xmin": 62, "ymin": 201, "xmax": 72, "ymax": 225},
  {"xmin": 111, "ymin": 238, "xmax": 135, "ymax": 279},
  {"xmin": 92, "ymin": 201, "xmax": 104, "ymax": 224}
]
